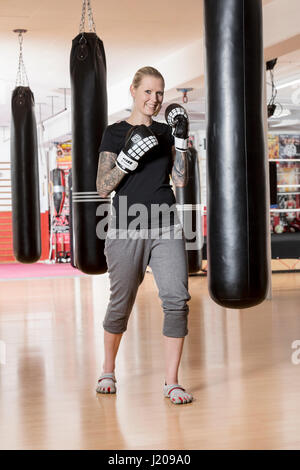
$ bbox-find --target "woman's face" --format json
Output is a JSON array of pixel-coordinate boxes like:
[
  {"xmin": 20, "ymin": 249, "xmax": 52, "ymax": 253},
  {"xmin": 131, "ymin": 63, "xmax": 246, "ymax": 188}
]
[{"xmin": 131, "ymin": 75, "xmax": 164, "ymax": 117}]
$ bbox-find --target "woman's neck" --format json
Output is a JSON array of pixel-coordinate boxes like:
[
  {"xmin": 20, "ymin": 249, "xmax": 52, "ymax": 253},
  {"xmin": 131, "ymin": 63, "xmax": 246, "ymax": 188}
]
[{"xmin": 126, "ymin": 110, "xmax": 153, "ymax": 127}]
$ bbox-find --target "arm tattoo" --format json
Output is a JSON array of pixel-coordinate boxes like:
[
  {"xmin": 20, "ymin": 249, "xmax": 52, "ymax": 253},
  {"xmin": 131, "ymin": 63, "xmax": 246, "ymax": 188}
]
[
  {"xmin": 96, "ymin": 151, "xmax": 126, "ymax": 197},
  {"xmin": 171, "ymin": 147, "xmax": 188, "ymax": 187}
]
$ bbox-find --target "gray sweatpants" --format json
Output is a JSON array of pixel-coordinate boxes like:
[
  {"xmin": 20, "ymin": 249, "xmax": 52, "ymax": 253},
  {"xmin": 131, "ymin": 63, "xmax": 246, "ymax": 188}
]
[{"xmin": 103, "ymin": 224, "xmax": 191, "ymax": 337}]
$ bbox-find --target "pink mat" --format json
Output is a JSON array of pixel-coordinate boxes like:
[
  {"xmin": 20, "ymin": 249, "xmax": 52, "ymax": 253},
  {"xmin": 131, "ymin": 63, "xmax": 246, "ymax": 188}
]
[{"xmin": 0, "ymin": 263, "xmax": 87, "ymax": 280}]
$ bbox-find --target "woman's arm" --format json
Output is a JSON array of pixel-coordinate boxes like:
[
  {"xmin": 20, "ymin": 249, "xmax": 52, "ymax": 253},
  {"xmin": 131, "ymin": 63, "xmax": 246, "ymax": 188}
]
[
  {"xmin": 96, "ymin": 151, "xmax": 126, "ymax": 197},
  {"xmin": 171, "ymin": 145, "xmax": 188, "ymax": 187}
]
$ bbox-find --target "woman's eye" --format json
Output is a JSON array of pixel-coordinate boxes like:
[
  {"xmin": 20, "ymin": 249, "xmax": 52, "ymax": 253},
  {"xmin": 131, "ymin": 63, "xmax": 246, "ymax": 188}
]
[{"xmin": 145, "ymin": 90, "xmax": 163, "ymax": 96}]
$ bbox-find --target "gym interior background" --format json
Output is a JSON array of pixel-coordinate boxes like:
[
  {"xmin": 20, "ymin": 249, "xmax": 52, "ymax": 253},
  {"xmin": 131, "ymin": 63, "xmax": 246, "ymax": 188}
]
[{"xmin": 0, "ymin": 0, "xmax": 300, "ymax": 450}]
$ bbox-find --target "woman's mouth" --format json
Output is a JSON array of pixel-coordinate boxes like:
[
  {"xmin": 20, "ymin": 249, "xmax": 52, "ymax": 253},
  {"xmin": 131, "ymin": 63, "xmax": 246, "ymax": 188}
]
[{"xmin": 146, "ymin": 104, "xmax": 156, "ymax": 110}]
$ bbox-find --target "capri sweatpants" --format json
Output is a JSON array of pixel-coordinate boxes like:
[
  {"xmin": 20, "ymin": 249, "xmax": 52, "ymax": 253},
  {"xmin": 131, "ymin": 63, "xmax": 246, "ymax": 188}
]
[{"xmin": 103, "ymin": 224, "xmax": 191, "ymax": 337}]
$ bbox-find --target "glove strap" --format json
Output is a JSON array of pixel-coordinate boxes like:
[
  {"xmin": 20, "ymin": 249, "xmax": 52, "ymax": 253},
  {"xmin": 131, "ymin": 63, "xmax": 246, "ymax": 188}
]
[
  {"xmin": 116, "ymin": 151, "xmax": 138, "ymax": 174},
  {"xmin": 174, "ymin": 137, "xmax": 188, "ymax": 151}
]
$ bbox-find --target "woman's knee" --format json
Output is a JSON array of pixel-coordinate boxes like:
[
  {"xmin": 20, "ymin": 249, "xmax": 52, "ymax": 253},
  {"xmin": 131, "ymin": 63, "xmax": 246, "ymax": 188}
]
[
  {"xmin": 160, "ymin": 290, "xmax": 191, "ymax": 313},
  {"xmin": 103, "ymin": 313, "xmax": 129, "ymax": 334}
]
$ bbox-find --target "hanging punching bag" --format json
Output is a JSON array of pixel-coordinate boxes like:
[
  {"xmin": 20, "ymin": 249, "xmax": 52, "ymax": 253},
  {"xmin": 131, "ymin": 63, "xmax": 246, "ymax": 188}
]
[
  {"xmin": 204, "ymin": 0, "xmax": 268, "ymax": 308},
  {"xmin": 50, "ymin": 168, "xmax": 65, "ymax": 216},
  {"xmin": 68, "ymin": 169, "xmax": 76, "ymax": 268},
  {"xmin": 11, "ymin": 86, "xmax": 41, "ymax": 263},
  {"xmin": 70, "ymin": 31, "xmax": 108, "ymax": 274},
  {"xmin": 176, "ymin": 145, "xmax": 202, "ymax": 274}
]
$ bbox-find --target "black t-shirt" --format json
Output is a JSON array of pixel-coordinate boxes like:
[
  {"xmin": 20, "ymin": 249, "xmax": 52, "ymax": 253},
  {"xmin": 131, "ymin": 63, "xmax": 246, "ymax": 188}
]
[{"xmin": 98, "ymin": 120, "xmax": 180, "ymax": 229}]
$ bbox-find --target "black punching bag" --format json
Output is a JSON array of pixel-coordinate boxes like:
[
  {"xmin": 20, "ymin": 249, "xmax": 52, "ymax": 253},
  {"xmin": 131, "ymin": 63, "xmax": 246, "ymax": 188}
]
[
  {"xmin": 204, "ymin": 0, "xmax": 268, "ymax": 308},
  {"xmin": 176, "ymin": 146, "xmax": 202, "ymax": 273},
  {"xmin": 68, "ymin": 169, "xmax": 76, "ymax": 268},
  {"xmin": 70, "ymin": 33, "xmax": 108, "ymax": 274},
  {"xmin": 50, "ymin": 169, "xmax": 65, "ymax": 216},
  {"xmin": 10, "ymin": 86, "xmax": 41, "ymax": 263}
]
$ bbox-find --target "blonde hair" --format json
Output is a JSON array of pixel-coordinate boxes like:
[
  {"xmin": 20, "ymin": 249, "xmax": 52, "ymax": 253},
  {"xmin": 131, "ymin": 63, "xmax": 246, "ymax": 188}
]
[{"xmin": 131, "ymin": 66, "xmax": 165, "ymax": 116}]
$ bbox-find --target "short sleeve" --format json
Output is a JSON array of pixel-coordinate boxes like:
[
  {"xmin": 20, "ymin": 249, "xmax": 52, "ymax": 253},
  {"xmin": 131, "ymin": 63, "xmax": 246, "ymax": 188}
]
[{"xmin": 98, "ymin": 126, "xmax": 119, "ymax": 155}]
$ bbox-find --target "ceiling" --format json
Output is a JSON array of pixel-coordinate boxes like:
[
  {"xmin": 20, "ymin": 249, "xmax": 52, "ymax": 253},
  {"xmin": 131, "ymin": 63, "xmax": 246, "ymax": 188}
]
[{"xmin": 0, "ymin": 0, "xmax": 300, "ymax": 133}]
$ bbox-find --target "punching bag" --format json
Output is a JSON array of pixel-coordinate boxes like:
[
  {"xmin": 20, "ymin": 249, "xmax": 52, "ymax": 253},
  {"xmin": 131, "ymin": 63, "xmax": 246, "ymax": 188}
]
[
  {"xmin": 68, "ymin": 169, "xmax": 76, "ymax": 268},
  {"xmin": 50, "ymin": 168, "xmax": 65, "ymax": 216},
  {"xmin": 70, "ymin": 32, "xmax": 108, "ymax": 274},
  {"xmin": 10, "ymin": 86, "xmax": 41, "ymax": 263},
  {"xmin": 204, "ymin": 0, "xmax": 268, "ymax": 308},
  {"xmin": 176, "ymin": 146, "xmax": 202, "ymax": 273}
]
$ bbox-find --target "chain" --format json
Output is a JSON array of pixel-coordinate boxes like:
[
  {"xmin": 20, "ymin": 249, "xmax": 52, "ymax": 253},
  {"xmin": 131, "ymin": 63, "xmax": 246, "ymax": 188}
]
[
  {"xmin": 15, "ymin": 32, "xmax": 29, "ymax": 87},
  {"xmin": 79, "ymin": 0, "xmax": 96, "ymax": 34},
  {"xmin": 87, "ymin": 0, "xmax": 96, "ymax": 32},
  {"xmin": 79, "ymin": 0, "xmax": 86, "ymax": 33}
]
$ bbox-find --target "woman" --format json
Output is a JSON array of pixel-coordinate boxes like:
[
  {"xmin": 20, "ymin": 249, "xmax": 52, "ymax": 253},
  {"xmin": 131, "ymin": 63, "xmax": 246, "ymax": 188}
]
[{"xmin": 96, "ymin": 66, "xmax": 193, "ymax": 405}]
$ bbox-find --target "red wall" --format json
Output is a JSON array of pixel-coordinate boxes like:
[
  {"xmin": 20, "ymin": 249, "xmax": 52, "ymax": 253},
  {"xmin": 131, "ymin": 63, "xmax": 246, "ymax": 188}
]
[{"xmin": 0, "ymin": 211, "xmax": 50, "ymax": 263}]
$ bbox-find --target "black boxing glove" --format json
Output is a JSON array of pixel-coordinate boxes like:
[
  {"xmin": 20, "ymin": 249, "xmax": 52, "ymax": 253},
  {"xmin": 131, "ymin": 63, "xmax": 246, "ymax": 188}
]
[
  {"xmin": 165, "ymin": 103, "xmax": 189, "ymax": 151},
  {"xmin": 116, "ymin": 125, "xmax": 158, "ymax": 174}
]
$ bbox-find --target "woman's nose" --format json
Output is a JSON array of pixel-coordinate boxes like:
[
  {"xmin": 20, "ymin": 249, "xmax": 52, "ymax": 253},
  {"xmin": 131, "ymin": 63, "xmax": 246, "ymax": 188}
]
[{"xmin": 150, "ymin": 93, "xmax": 158, "ymax": 102}]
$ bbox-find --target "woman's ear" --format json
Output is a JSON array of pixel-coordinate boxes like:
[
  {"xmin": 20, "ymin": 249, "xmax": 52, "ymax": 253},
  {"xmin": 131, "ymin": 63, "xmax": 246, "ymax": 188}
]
[{"xmin": 129, "ymin": 84, "xmax": 135, "ymax": 99}]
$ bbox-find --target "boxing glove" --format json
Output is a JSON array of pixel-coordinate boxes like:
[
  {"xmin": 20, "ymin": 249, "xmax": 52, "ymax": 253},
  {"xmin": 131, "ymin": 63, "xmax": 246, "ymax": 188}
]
[
  {"xmin": 165, "ymin": 103, "xmax": 189, "ymax": 151},
  {"xmin": 116, "ymin": 125, "xmax": 158, "ymax": 174}
]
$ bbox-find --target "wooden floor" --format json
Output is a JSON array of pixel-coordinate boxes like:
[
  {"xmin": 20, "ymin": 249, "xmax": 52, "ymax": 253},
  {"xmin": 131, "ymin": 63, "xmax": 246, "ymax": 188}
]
[{"xmin": 0, "ymin": 268, "xmax": 300, "ymax": 450}]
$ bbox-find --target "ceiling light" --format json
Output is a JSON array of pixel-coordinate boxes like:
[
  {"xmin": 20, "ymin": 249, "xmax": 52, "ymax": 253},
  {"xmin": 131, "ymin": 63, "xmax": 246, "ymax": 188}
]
[
  {"xmin": 270, "ymin": 119, "xmax": 300, "ymax": 127},
  {"xmin": 276, "ymin": 78, "xmax": 300, "ymax": 90}
]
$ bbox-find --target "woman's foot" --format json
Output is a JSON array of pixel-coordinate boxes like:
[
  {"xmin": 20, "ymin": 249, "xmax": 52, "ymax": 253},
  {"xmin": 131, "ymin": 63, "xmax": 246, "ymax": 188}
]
[
  {"xmin": 164, "ymin": 383, "xmax": 193, "ymax": 404},
  {"xmin": 96, "ymin": 372, "xmax": 117, "ymax": 394}
]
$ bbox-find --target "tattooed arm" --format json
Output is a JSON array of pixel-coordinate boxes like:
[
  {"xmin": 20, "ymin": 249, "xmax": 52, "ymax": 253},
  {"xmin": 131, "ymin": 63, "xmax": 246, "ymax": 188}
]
[
  {"xmin": 171, "ymin": 145, "xmax": 188, "ymax": 187},
  {"xmin": 96, "ymin": 151, "xmax": 126, "ymax": 198}
]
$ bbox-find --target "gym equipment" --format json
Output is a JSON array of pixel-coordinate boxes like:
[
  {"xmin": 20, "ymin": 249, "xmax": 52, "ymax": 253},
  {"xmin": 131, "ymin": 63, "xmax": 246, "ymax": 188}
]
[
  {"xmin": 68, "ymin": 170, "xmax": 76, "ymax": 268},
  {"xmin": 10, "ymin": 30, "xmax": 41, "ymax": 263},
  {"xmin": 204, "ymin": 0, "xmax": 268, "ymax": 308},
  {"xmin": 116, "ymin": 125, "xmax": 158, "ymax": 174},
  {"xmin": 176, "ymin": 145, "xmax": 202, "ymax": 274},
  {"xmin": 165, "ymin": 103, "xmax": 189, "ymax": 151},
  {"xmin": 50, "ymin": 169, "xmax": 65, "ymax": 216},
  {"xmin": 49, "ymin": 166, "xmax": 69, "ymax": 264},
  {"xmin": 70, "ymin": 2, "xmax": 108, "ymax": 274}
]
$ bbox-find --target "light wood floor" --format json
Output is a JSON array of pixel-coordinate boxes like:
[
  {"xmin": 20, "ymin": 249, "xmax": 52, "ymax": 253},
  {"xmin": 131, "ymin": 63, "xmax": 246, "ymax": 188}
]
[{"xmin": 0, "ymin": 268, "xmax": 300, "ymax": 450}]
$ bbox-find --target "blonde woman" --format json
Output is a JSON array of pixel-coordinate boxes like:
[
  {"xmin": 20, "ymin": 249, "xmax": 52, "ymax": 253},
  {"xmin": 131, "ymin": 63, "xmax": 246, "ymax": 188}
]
[{"xmin": 96, "ymin": 66, "xmax": 193, "ymax": 405}]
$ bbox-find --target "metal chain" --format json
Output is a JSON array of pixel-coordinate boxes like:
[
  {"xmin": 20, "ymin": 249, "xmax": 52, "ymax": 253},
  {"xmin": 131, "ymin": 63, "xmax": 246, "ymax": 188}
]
[
  {"xmin": 87, "ymin": 0, "xmax": 96, "ymax": 32},
  {"xmin": 79, "ymin": 0, "xmax": 96, "ymax": 34},
  {"xmin": 79, "ymin": 0, "xmax": 86, "ymax": 33},
  {"xmin": 15, "ymin": 32, "xmax": 29, "ymax": 87}
]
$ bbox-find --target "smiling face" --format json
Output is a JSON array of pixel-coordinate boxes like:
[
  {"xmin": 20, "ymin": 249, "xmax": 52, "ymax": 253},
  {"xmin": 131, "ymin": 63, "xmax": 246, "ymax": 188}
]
[{"xmin": 130, "ymin": 75, "xmax": 164, "ymax": 117}]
